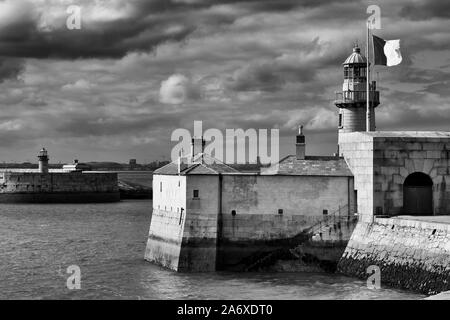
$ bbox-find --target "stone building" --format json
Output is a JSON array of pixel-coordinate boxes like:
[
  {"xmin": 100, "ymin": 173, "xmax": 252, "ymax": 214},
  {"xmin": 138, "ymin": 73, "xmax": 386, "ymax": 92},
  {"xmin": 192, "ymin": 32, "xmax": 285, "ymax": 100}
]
[
  {"xmin": 145, "ymin": 129, "xmax": 357, "ymax": 271},
  {"xmin": 332, "ymin": 46, "xmax": 450, "ymax": 294},
  {"xmin": 145, "ymin": 45, "xmax": 450, "ymax": 274},
  {"xmin": 339, "ymin": 131, "xmax": 450, "ymax": 222},
  {"xmin": 334, "ymin": 45, "xmax": 450, "ymax": 222}
]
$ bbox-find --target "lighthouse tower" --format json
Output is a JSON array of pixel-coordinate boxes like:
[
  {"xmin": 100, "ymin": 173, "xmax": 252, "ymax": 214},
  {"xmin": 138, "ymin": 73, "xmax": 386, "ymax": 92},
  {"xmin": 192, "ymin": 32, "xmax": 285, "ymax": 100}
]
[
  {"xmin": 38, "ymin": 148, "xmax": 49, "ymax": 174},
  {"xmin": 334, "ymin": 45, "xmax": 380, "ymax": 146}
]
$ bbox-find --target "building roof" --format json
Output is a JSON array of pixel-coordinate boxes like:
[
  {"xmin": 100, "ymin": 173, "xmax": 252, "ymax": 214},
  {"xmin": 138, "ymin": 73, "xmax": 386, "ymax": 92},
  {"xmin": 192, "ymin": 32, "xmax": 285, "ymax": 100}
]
[
  {"xmin": 153, "ymin": 154, "xmax": 240, "ymax": 176},
  {"xmin": 343, "ymin": 46, "xmax": 367, "ymax": 65},
  {"xmin": 261, "ymin": 155, "xmax": 353, "ymax": 177},
  {"xmin": 358, "ymin": 131, "xmax": 450, "ymax": 138},
  {"xmin": 229, "ymin": 163, "xmax": 264, "ymax": 173},
  {"xmin": 340, "ymin": 131, "xmax": 450, "ymax": 143}
]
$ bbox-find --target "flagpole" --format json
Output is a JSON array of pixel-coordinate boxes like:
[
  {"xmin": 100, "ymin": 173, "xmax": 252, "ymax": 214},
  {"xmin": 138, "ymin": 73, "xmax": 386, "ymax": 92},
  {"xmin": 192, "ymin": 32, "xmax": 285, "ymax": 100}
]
[{"xmin": 366, "ymin": 22, "xmax": 370, "ymax": 132}]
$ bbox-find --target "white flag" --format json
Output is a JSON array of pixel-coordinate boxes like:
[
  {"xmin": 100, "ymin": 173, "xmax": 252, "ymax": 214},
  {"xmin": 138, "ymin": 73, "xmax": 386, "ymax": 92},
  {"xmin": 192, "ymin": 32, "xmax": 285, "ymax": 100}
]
[{"xmin": 384, "ymin": 40, "xmax": 402, "ymax": 66}]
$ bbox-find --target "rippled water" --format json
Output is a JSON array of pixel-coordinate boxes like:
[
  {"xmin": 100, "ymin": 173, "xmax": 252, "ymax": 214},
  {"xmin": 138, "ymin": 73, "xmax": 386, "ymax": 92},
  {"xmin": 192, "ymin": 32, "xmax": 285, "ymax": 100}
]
[{"xmin": 0, "ymin": 200, "xmax": 424, "ymax": 300}]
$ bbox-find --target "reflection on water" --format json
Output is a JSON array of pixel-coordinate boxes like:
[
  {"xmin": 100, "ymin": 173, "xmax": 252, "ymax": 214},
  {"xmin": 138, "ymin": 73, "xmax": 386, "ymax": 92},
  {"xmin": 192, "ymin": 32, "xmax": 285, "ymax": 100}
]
[{"xmin": 0, "ymin": 200, "xmax": 423, "ymax": 300}]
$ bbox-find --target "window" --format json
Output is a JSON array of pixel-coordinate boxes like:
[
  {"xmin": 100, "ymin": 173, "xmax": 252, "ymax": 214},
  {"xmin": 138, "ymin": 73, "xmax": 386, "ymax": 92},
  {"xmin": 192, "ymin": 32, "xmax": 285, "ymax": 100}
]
[
  {"xmin": 323, "ymin": 209, "xmax": 328, "ymax": 215},
  {"xmin": 178, "ymin": 180, "xmax": 180, "ymax": 187},
  {"xmin": 348, "ymin": 68, "xmax": 353, "ymax": 78},
  {"xmin": 193, "ymin": 189, "xmax": 199, "ymax": 198},
  {"xmin": 338, "ymin": 114, "xmax": 343, "ymax": 128},
  {"xmin": 343, "ymin": 67, "xmax": 349, "ymax": 79},
  {"xmin": 160, "ymin": 181, "xmax": 162, "ymax": 192},
  {"xmin": 231, "ymin": 210, "xmax": 236, "ymax": 216},
  {"xmin": 278, "ymin": 209, "xmax": 283, "ymax": 215}
]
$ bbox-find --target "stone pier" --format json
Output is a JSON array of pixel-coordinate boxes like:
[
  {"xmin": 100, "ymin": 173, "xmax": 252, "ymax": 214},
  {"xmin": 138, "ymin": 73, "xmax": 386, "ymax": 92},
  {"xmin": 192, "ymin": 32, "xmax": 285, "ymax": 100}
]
[{"xmin": 338, "ymin": 216, "xmax": 450, "ymax": 295}]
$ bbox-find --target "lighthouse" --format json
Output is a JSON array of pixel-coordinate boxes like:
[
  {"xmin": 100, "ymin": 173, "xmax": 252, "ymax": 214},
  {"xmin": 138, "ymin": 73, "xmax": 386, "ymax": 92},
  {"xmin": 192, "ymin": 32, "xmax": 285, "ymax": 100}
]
[
  {"xmin": 334, "ymin": 45, "xmax": 380, "ymax": 145},
  {"xmin": 38, "ymin": 148, "xmax": 49, "ymax": 173}
]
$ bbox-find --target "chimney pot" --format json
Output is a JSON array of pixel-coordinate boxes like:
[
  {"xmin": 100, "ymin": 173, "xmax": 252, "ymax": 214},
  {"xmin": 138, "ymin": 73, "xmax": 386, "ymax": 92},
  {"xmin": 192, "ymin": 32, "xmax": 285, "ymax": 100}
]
[
  {"xmin": 191, "ymin": 136, "xmax": 206, "ymax": 162},
  {"xmin": 296, "ymin": 125, "xmax": 306, "ymax": 160}
]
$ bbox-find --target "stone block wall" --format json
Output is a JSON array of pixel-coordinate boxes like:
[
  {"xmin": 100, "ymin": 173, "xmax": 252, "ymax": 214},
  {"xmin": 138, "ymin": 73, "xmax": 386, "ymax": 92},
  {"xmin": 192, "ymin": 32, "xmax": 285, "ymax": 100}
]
[
  {"xmin": 338, "ymin": 132, "xmax": 374, "ymax": 222},
  {"xmin": 372, "ymin": 137, "xmax": 450, "ymax": 215},
  {"xmin": 144, "ymin": 208, "xmax": 186, "ymax": 271},
  {"xmin": 0, "ymin": 172, "xmax": 118, "ymax": 193},
  {"xmin": 221, "ymin": 175, "xmax": 355, "ymax": 217},
  {"xmin": 145, "ymin": 174, "xmax": 219, "ymax": 272},
  {"xmin": 178, "ymin": 212, "xmax": 218, "ymax": 271},
  {"xmin": 339, "ymin": 132, "xmax": 450, "ymax": 219},
  {"xmin": 338, "ymin": 106, "xmax": 375, "ymax": 134},
  {"xmin": 338, "ymin": 217, "xmax": 450, "ymax": 294},
  {"xmin": 146, "ymin": 173, "xmax": 357, "ymax": 271},
  {"xmin": 0, "ymin": 172, "xmax": 119, "ymax": 202}
]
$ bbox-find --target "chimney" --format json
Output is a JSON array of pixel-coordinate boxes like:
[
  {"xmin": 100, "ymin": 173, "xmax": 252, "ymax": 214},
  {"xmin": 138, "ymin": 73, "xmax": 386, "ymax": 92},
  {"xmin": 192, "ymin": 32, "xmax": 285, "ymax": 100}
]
[
  {"xmin": 191, "ymin": 136, "xmax": 205, "ymax": 162},
  {"xmin": 296, "ymin": 125, "xmax": 306, "ymax": 160}
]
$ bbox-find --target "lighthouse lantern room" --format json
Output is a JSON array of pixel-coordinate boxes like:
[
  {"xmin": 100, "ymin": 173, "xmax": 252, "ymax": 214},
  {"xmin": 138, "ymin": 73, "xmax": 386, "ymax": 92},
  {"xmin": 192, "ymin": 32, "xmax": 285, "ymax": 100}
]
[{"xmin": 334, "ymin": 45, "xmax": 380, "ymax": 140}]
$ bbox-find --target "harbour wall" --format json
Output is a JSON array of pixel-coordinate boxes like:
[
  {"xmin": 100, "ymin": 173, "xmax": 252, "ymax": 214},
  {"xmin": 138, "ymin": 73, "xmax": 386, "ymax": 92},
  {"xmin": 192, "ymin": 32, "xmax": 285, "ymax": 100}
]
[
  {"xmin": 145, "ymin": 173, "xmax": 356, "ymax": 271},
  {"xmin": 0, "ymin": 172, "xmax": 119, "ymax": 203},
  {"xmin": 338, "ymin": 217, "xmax": 450, "ymax": 295}
]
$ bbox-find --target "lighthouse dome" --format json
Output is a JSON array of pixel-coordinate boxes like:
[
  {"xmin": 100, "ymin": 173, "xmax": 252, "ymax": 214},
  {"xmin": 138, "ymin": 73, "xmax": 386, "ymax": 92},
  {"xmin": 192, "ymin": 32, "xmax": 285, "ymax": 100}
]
[{"xmin": 343, "ymin": 46, "xmax": 367, "ymax": 65}]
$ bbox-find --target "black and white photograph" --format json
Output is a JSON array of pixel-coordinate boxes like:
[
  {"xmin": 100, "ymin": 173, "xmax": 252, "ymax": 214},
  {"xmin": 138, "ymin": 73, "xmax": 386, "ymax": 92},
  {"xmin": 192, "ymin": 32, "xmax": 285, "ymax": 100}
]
[{"xmin": 0, "ymin": 0, "xmax": 449, "ymax": 307}]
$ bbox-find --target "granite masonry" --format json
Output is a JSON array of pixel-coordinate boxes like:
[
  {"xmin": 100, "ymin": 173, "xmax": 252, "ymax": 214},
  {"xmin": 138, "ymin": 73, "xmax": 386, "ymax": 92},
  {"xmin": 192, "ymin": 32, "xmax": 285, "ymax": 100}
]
[
  {"xmin": 338, "ymin": 216, "xmax": 450, "ymax": 294},
  {"xmin": 337, "ymin": 131, "xmax": 450, "ymax": 294}
]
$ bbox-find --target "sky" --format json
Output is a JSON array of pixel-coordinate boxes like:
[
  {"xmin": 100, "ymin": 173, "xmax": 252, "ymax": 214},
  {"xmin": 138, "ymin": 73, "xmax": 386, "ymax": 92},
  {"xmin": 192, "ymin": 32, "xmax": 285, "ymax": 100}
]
[{"xmin": 0, "ymin": 0, "xmax": 449, "ymax": 163}]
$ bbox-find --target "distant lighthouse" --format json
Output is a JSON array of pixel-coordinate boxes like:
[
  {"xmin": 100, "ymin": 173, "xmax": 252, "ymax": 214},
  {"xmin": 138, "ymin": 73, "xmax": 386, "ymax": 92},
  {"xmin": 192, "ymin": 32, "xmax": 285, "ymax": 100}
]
[
  {"xmin": 334, "ymin": 45, "xmax": 380, "ymax": 144},
  {"xmin": 38, "ymin": 148, "xmax": 49, "ymax": 173}
]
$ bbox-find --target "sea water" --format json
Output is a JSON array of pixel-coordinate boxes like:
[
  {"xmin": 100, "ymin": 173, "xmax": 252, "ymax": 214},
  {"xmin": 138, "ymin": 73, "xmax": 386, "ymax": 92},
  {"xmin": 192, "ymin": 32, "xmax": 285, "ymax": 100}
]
[{"xmin": 0, "ymin": 200, "xmax": 423, "ymax": 300}]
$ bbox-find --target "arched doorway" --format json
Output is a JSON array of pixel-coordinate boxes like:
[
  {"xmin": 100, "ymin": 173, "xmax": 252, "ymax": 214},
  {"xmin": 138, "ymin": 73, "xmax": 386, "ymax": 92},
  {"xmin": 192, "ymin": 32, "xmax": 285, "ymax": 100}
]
[{"xmin": 403, "ymin": 172, "xmax": 433, "ymax": 215}]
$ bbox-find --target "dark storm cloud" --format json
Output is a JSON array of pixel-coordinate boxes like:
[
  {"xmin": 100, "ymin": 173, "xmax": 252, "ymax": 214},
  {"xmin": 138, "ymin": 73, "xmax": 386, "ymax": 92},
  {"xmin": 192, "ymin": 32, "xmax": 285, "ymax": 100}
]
[
  {"xmin": 0, "ymin": 0, "xmax": 361, "ymax": 59},
  {"xmin": 399, "ymin": 0, "xmax": 450, "ymax": 20},
  {"xmin": 52, "ymin": 113, "xmax": 176, "ymax": 137},
  {"xmin": 0, "ymin": 0, "xmax": 202, "ymax": 59},
  {"xmin": 224, "ymin": 38, "xmax": 346, "ymax": 92},
  {"xmin": 1, "ymin": 12, "xmax": 194, "ymax": 58},
  {"xmin": 423, "ymin": 81, "xmax": 450, "ymax": 96},
  {"xmin": 0, "ymin": 58, "xmax": 25, "ymax": 82},
  {"xmin": 225, "ymin": 62, "xmax": 286, "ymax": 92}
]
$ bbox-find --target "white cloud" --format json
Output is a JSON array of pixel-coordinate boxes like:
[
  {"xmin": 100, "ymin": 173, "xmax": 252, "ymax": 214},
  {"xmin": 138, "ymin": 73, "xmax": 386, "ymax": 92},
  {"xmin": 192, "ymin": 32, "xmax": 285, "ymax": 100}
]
[
  {"xmin": 159, "ymin": 74, "xmax": 200, "ymax": 104},
  {"xmin": 0, "ymin": 120, "xmax": 24, "ymax": 131},
  {"xmin": 62, "ymin": 79, "xmax": 95, "ymax": 91}
]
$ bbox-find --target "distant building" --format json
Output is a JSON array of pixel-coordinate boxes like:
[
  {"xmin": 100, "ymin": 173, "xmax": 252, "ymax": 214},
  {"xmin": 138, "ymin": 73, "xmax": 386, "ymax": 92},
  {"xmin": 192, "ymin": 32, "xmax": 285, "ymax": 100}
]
[
  {"xmin": 129, "ymin": 159, "xmax": 137, "ymax": 170},
  {"xmin": 62, "ymin": 159, "xmax": 92, "ymax": 172},
  {"xmin": 0, "ymin": 149, "xmax": 119, "ymax": 203}
]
